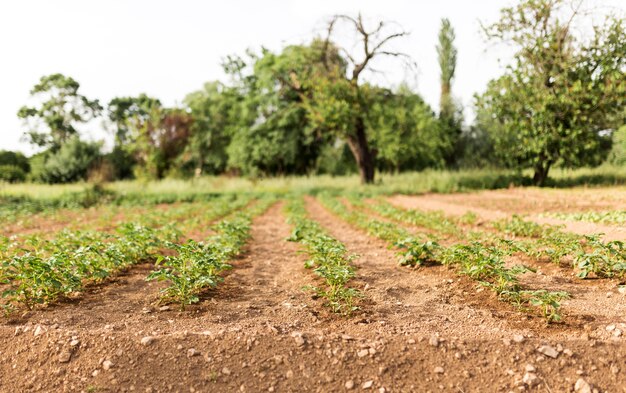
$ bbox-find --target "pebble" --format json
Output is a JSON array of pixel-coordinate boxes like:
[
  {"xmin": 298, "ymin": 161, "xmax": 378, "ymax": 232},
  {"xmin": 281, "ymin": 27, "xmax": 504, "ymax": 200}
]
[
  {"xmin": 606, "ymin": 324, "xmax": 616, "ymax": 332},
  {"xmin": 537, "ymin": 345, "xmax": 559, "ymax": 359},
  {"xmin": 434, "ymin": 367, "xmax": 445, "ymax": 374},
  {"xmin": 524, "ymin": 364, "xmax": 535, "ymax": 372},
  {"xmin": 345, "ymin": 380, "xmax": 355, "ymax": 389},
  {"xmin": 362, "ymin": 380, "xmax": 374, "ymax": 389},
  {"xmin": 522, "ymin": 372, "xmax": 539, "ymax": 387},
  {"xmin": 429, "ymin": 335, "xmax": 440, "ymax": 347},
  {"xmin": 357, "ymin": 349, "xmax": 370, "ymax": 358},
  {"xmin": 222, "ymin": 367, "xmax": 231, "ymax": 376},
  {"xmin": 70, "ymin": 339, "xmax": 80, "ymax": 347},
  {"xmin": 512, "ymin": 335, "xmax": 525, "ymax": 343},
  {"xmin": 574, "ymin": 378, "xmax": 592, "ymax": 393},
  {"xmin": 140, "ymin": 336, "xmax": 155, "ymax": 346},
  {"xmin": 33, "ymin": 325, "xmax": 44, "ymax": 337},
  {"xmin": 292, "ymin": 334, "xmax": 305, "ymax": 347},
  {"xmin": 58, "ymin": 351, "xmax": 72, "ymax": 363},
  {"xmin": 187, "ymin": 348, "xmax": 200, "ymax": 357},
  {"xmin": 102, "ymin": 360, "xmax": 114, "ymax": 370}
]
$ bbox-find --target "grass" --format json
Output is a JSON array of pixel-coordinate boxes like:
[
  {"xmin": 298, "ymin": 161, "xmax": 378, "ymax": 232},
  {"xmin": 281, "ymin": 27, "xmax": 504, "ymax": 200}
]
[{"xmin": 2, "ymin": 165, "xmax": 625, "ymax": 202}]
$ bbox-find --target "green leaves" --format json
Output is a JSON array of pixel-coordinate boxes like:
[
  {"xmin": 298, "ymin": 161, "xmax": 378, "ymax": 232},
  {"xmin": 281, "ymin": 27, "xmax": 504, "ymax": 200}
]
[{"xmin": 285, "ymin": 197, "xmax": 360, "ymax": 316}]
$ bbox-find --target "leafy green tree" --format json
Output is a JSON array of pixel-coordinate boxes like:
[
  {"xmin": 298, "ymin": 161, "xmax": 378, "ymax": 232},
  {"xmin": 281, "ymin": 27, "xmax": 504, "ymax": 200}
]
[
  {"xmin": 222, "ymin": 42, "xmax": 335, "ymax": 177},
  {"xmin": 303, "ymin": 14, "xmax": 412, "ymax": 184},
  {"xmin": 367, "ymin": 84, "xmax": 447, "ymax": 172},
  {"xmin": 480, "ymin": 0, "xmax": 626, "ymax": 185},
  {"xmin": 609, "ymin": 125, "xmax": 626, "ymax": 165},
  {"xmin": 107, "ymin": 94, "xmax": 161, "ymax": 145},
  {"xmin": 436, "ymin": 18, "xmax": 463, "ymax": 167},
  {"xmin": 437, "ymin": 18, "xmax": 457, "ymax": 120},
  {"xmin": 0, "ymin": 151, "xmax": 30, "ymax": 173},
  {"xmin": 17, "ymin": 74, "xmax": 102, "ymax": 151},
  {"xmin": 182, "ymin": 82, "xmax": 241, "ymax": 176}
]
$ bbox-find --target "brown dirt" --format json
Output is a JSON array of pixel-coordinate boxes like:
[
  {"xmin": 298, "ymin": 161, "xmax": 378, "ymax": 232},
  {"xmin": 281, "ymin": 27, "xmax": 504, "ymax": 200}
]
[
  {"xmin": 390, "ymin": 194, "xmax": 626, "ymax": 242},
  {"xmin": 1, "ymin": 199, "xmax": 625, "ymax": 392}
]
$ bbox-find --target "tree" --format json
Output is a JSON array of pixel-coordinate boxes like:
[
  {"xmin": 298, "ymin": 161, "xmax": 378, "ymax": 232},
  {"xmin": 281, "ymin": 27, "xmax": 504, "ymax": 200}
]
[
  {"xmin": 107, "ymin": 94, "xmax": 161, "ymax": 145},
  {"xmin": 306, "ymin": 14, "xmax": 412, "ymax": 184},
  {"xmin": 35, "ymin": 136, "xmax": 101, "ymax": 183},
  {"xmin": 436, "ymin": 18, "xmax": 463, "ymax": 167},
  {"xmin": 222, "ymin": 42, "xmax": 336, "ymax": 177},
  {"xmin": 437, "ymin": 18, "xmax": 457, "ymax": 120},
  {"xmin": 480, "ymin": 0, "xmax": 626, "ymax": 185},
  {"xmin": 17, "ymin": 74, "xmax": 102, "ymax": 151}
]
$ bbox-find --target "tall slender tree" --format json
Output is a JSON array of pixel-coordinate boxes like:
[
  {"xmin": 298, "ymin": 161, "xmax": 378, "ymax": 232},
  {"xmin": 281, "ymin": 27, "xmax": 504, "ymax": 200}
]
[{"xmin": 436, "ymin": 18, "xmax": 457, "ymax": 120}]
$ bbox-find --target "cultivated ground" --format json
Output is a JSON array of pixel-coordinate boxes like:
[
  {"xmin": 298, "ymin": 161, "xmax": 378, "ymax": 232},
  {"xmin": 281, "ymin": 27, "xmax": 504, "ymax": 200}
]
[{"xmin": 1, "ymin": 187, "xmax": 625, "ymax": 392}]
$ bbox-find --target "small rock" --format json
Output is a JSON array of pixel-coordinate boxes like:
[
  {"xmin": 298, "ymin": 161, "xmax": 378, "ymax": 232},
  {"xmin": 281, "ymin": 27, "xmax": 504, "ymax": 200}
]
[
  {"xmin": 58, "ymin": 351, "xmax": 72, "ymax": 363},
  {"xmin": 70, "ymin": 339, "xmax": 80, "ymax": 347},
  {"xmin": 140, "ymin": 336, "xmax": 155, "ymax": 346},
  {"xmin": 345, "ymin": 380, "xmax": 355, "ymax": 389},
  {"xmin": 537, "ymin": 345, "xmax": 559, "ymax": 359},
  {"xmin": 102, "ymin": 360, "xmax": 114, "ymax": 370},
  {"xmin": 618, "ymin": 286, "xmax": 626, "ymax": 295},
  {"xmin": 407, "ymin": 338, "xmax": 415, "ymax": 344},
  {"xmin": 525, "ymin": 364, "xmax": 535, "ymax": 372},
  {"xmin": 563, "ymin": 349, "xmax": 574, "ymax": 357},
  {"xmin": 502, "ymin": 338, "xmax": 511, "ymax": 346},
  {"xmin": 222, "ymin": 367, "xmax": 231, "ymax": 376},
  {"xmin": 613, "ymin": 329, "xmax": 622, "ymax": 337},
  {"xmin": 574, "ymin": 378, "xmax": 592, "ymax": 393},
  {"xmin": 368, "ymin": 348, "xmax": 376, "ymax": 355},
  {"xmin": 357, "ymin": 349, "xmax": 369, "ymax": 358},
  {"xmin": 187, "ymin": 348, "xmax": 199, "ymax": 357},
  {"xmin": 33, "ymin": 325, "xmax": 44, "ymax": 337},
  {"xmin": 522, "ymin": 372, "xmax": 539, "ymax": 387},
  {"xmin": 362, "ymin": 380, "xmax": 374, "ymax": 389},
  {"xmin": 158, "ymin": 306, "xmax": 170, "ymax": 312},
  {"xmin": 92, "ymin": 370, "xmax": 100, "ymax": 377},
  {"xmin": 610, "ymin": 364, "xmax": 620, "ymax": 375},
  {"xmin": 513, "ymin": 335, "xmax": 525, "ymax": 343},
  {"xmin": 606, "ymin": 324, "xmax": 616, "ymax": 332},
  {"xmin": 434, "ymin": 366, "xmax": 445, "ymax": 374},
  {"xmin": 342, "ymin": 334, "xmax": 354, "ymax": 341},
  {"xmin": 292, "ymin": 334, "xmax": 305, "ymax": 347},
  {"xmin": 429, "ymin": 335, "xmax": 440, "ymax": 347}
]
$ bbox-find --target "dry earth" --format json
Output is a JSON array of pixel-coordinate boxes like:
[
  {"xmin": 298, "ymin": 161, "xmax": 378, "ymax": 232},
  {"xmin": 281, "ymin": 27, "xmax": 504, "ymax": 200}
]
[{"xmin": 1, "ymin": 191, "xmax": 625, "ymax": 392}]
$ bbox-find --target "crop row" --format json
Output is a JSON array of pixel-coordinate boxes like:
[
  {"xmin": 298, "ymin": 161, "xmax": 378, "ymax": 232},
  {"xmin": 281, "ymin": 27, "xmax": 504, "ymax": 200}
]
[
  {"xmin": 542, "ymin": 210, "xmax": 626, "ymax": 225},
  {"xmin": 319, "ymin": 194, "xmax": 569, "ymax": 322},
  {"xmin": 147, "ymin": 196, "xmax": 277, "ymax": 310},
  {"xmin": 284, "ymin": 196, "xmax": 360, "ymax": 315},
  {"xmin": 0, "ymin": 195, "xmax": 253, "ymax": 314},
  {"xmin": 368, "ymin": 198, "xmax": 626, "ymax": 280}
]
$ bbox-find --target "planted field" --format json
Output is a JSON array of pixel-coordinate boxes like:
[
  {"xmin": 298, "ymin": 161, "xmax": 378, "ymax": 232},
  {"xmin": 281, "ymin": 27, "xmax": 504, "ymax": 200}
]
[{"xmin": 1, "ymin": 188, "xmax": 625, "ymax": 392}]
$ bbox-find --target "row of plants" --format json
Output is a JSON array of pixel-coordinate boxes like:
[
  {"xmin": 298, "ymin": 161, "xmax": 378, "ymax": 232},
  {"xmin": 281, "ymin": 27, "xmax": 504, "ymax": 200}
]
[
  {"xmin": 0, "ymin": 195, "xmax": 253, "ymax": 314},
  {"xmin": 146, "ymin": 196, "xmax": 277, "ymax": 310},
  {"xmin": 368, "ymin": 199, "xmax": 626, "ymax": 280},
  {"xmin": 0, "ymin": 223, "xmax": 179, "ymax": 313},
  {"xmin": 284, "ymin": 196, "xmax": 360, "ymax": 315},
  {"xmin": 320, "ymin": 194, "xmax": 569, "ymax": 322},
  {"xmin": 493, "ymin": 215, "xmax": 626, "ymax": 278},
  {"xmin": 542, "ymin": 210, "xmax": 626, "ymax": 225}
]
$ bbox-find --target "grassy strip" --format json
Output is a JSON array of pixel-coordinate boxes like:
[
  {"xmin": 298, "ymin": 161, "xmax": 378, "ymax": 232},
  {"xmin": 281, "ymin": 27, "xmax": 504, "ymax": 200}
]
[
  {"xmin": 284, "ymin": 196, "xmax": 360, "ymax": 315},
  {"xmin": 320, "ymin": 194, "xmax": 569, "ymax": 322},
  {"xmin": 147, "ymin": 196, "xmax": 276, "ymax": 310}
]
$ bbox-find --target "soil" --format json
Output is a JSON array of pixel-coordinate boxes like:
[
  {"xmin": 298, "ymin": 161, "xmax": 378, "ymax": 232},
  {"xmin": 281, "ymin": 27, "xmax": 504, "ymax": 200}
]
[
  {"xmin": 389, "ymin": 193, "xmax": 626, "ymax": 242},
  {"xmin": 1, "ymin": 195, "xmax": 626, "ymax": 392}
]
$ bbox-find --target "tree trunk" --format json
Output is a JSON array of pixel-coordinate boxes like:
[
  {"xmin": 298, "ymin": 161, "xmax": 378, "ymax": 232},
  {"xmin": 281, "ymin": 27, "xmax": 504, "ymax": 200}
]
[
  {"xmin": 346, "ymin": 118, "xmax": 375, "ymax": 184},
  {"xmin": 532, "ymin": 160, "xmax": 552, "ymax": 187}
]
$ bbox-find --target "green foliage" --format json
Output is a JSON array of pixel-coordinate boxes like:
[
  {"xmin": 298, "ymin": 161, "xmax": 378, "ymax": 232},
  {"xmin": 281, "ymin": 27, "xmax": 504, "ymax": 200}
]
[
  {"xmin": 285, "ymin": 197, "xmax": 360, "ymax": 315},
  {"xmin": 0, "ymin": 151, "xmax": 30, "ymax": 173},
  {"xmin": 575, "ymin": 236, "xmax": 626, "ymax": 279},
  {"xmin": 0, "ymin": 165, "xmax": 27, "ymax": 183},
  {"xmin": 609, "ymin": 125, "xmax": 626, "ymax": 165},
  {"xmin": 147, "ymin": 196, "xmax": 275, "ymax": 309},
  {"xmin": 480, "ymin": 0, "xmax": 626, "ymax": 185},
  {"xmin": 34, "ymin": 136, "xmax": 102, "ymax": 183},
  {"xmin": 544, "ymin": 210, "xmax": 626, "ymax": 225},
  {"xmin": 17, "ymin": 74, "xmax": 102, "ymax": 150}
]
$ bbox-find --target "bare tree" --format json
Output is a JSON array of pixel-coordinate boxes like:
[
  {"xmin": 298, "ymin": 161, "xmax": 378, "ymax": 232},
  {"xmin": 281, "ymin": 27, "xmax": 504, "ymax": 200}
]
[{"xmin": 323, "ymin": 14, "xmax": 412, "ymax": 184}]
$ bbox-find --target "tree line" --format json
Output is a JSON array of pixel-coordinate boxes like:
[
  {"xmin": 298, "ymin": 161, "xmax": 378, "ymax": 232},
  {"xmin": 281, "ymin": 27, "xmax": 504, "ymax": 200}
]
[{"xmin": 2, "ymin": 0, "xmax": 625, "ymax": 185}]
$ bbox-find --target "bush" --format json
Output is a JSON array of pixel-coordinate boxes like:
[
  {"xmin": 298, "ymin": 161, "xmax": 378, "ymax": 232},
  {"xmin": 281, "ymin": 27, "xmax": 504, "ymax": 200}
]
[
  {"xmin": 609, "ymin": 125, "xmax": 626, "ymax": 166},
  {"xmin": 0, "ymin": 165, "xmax": 27, "ymax": 182},
  {"xmin": 34, "ymin": 137, "xmax": 102, "ymax": 183},
  {"xmin": 0, "ymin": 151, "xmax": 30, "ymax": 173}
]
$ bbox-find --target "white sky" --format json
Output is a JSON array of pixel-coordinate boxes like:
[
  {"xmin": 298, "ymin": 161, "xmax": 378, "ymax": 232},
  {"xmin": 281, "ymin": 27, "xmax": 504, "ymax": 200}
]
[{"xmin": 0, "ymin": 0, "xmax": 621, "ymax": 155}]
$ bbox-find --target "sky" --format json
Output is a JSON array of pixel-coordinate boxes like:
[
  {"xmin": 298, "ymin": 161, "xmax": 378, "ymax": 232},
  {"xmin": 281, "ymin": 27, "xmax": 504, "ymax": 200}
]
[{"xmin": 0, "ymin": 0, "xmax": 620, "ymax": 155}]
